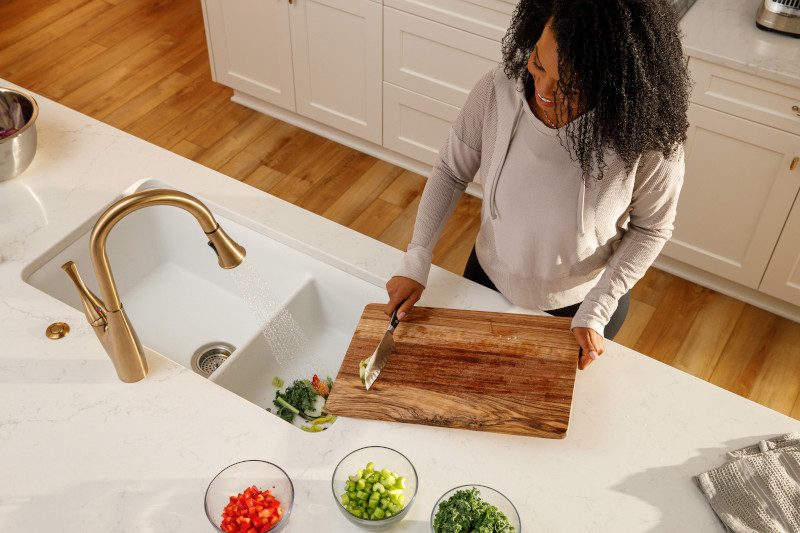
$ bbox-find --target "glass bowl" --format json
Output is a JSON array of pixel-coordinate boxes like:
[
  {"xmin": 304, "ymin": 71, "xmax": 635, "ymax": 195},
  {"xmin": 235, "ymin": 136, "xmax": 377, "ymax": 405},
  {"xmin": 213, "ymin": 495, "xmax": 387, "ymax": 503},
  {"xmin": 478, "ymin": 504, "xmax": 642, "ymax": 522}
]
[
  {"xmin": 204, "ymin": 460, "xmax": 294, "ymax": 532},
  {"xmin": 331, "ymin": 446, "xmax": 418, "ymax": 530},
  {"xmin": 430, "ymin": 484, "xmax": 521, "ymax": 532}
]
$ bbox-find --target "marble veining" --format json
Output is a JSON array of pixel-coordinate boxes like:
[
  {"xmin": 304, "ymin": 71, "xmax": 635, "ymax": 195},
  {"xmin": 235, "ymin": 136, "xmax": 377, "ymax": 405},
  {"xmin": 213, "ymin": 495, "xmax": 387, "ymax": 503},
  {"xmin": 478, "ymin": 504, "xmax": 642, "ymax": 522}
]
[{"xmin": 682, "ymin": 0, "xmax": 800, "ymax": 87}]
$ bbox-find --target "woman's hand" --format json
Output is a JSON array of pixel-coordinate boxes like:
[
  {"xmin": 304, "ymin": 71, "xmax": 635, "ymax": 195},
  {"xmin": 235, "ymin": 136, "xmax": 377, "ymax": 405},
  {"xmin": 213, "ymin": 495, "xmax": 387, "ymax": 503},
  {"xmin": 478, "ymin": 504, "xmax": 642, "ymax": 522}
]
[
  {"xmin": 385, "ymin": 276, "xmax": 424, "ymax": 319},
  {"xmin": 573, "ymin": 327, "xmax": 604, "ymax": 370}
]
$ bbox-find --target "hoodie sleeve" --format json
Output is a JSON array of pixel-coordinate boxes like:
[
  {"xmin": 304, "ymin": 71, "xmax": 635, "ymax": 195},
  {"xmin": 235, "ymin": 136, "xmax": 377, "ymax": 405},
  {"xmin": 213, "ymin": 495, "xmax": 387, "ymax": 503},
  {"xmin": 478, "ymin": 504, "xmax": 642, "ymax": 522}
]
[
  {"xmin": 393, "ymin": 67, "xmax": 496, "ymax": 286},
  {"xmin": 571, "ymin": 147, "xmax": 685, "ymax": 335}
]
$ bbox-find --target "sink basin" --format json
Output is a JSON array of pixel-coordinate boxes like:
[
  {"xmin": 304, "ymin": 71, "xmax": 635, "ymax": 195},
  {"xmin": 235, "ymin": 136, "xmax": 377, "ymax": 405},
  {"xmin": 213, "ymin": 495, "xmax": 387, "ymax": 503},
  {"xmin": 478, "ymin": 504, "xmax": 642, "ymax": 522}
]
[{"xmin": 23, "ymin": 180, "xmax": 386, "ymax": 426}]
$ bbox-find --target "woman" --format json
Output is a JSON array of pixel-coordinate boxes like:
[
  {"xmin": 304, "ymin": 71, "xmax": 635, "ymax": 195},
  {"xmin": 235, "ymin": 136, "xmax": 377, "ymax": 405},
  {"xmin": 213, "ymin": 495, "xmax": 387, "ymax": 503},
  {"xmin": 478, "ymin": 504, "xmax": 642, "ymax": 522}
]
[{"xmin": 385, "ymin": 0, "xmax": 690, "ymax": 370}]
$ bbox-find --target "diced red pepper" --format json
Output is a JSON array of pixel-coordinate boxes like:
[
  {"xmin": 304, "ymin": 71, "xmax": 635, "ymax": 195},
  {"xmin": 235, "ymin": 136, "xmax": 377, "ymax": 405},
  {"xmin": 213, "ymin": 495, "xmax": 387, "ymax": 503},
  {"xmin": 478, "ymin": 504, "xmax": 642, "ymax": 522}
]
[
  {"xmin": 311, "ymin": 374, "xmax": 330, "ymax": 398},
  {"xmin": 221, "ymin": 485, "xmax": 283, "ymax": 533}
]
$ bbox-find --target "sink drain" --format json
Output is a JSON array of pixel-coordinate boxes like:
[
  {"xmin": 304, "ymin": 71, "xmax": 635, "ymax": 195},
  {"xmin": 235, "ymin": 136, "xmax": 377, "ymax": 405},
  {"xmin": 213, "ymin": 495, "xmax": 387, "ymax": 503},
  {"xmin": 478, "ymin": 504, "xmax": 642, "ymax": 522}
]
[{"xmin": 191, "ymin": 342, "xmax": 235, "ymax": 377}]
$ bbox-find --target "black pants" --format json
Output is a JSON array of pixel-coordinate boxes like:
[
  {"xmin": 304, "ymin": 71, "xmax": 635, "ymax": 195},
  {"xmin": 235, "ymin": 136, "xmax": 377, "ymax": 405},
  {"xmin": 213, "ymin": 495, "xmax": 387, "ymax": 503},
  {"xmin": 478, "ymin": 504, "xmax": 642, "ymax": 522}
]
[{"xmin": 463, "ymin": 247, "xmax": 630, "ymax": 339}]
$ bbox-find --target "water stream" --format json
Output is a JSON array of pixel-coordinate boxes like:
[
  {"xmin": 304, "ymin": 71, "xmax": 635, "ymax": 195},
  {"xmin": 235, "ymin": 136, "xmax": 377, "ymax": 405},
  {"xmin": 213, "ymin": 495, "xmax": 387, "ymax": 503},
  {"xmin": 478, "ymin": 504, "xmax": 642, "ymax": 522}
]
[{"xmin": 230, "ymin": 259, "xmax": 309, "ymax": 367}]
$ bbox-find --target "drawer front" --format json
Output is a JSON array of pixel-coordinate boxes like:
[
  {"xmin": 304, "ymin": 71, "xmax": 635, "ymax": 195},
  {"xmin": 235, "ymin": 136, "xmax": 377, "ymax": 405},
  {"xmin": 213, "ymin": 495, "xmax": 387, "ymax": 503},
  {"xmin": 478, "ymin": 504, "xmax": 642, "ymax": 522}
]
[
  {"xmin": 689, "ymin": 57, "xmax": 800, "ymax": 136},
  {"xmin": 383, "ymin": 82, "xmax": 460, "ymax": 166},
  {"xmin": 384, "ymin": 6, "xmax": 500, "ymax": 108},
  {"xmin": 385, "ymin": 0, "xmax": 513, "ymax": 41}
]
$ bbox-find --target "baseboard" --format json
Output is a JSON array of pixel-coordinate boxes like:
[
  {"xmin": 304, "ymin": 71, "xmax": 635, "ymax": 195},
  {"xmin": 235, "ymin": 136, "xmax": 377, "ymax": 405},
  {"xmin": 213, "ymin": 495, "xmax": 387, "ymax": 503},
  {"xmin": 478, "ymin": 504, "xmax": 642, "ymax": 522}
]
[
  {"xmin": 654, "ymin": 255, "xmax": 800, "ymax": 323},
  {"xmin": 231, "ymin": 90, "xmax": 484, "ymax": 199}
]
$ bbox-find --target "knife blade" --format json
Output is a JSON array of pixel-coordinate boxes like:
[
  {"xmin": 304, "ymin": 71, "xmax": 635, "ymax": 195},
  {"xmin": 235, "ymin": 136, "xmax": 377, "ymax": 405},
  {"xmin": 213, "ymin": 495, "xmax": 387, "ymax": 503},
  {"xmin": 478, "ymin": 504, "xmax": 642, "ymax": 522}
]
[{"xmin": 362, "ymin": 305, "xmax": 402, "ymax": 390}]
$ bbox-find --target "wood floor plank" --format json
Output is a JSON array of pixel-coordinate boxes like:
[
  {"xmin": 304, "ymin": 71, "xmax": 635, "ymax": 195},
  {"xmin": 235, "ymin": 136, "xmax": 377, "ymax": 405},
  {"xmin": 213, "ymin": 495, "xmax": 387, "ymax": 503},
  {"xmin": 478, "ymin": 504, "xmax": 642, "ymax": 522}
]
[
  {"xmin": 0, "ymin": 0, "xmax": 92, "ymax": 53},
  {"xmin": 379, "ymin": 170, "xmax": 426, "ymax": 207},
  {"xmin": 91, "ymin": 0, "xmax": 193, "ymax": 48},
  {"xmin": 58, "ymin": 33, "xmax": 178, "ymax": 113},
  {"xmin": 432, "ymin": 196, "xmax": 482, "ymax": 274},
  {"xmin": 748, "ymin": 319, "xmax": 800, "ymax": 414},
  {"xmin": 3, "ymin": 0, "xmax": 150, "ymax": 86},
  {"xmin": 379, "ymin": 195, "xmax": 422, "ymax": 251},
  {"xmin": 268, "ymin": 141, "xmax": 356, "ymax": 204},
  {"xmin": 43, "ymin": 21, "xmax": 171, "ymax": 101},
  {"xmin": 323, "ymin": 161, "xmax": 405, "ymax": 226},
  {"xmin": 102, "ymin": 71, "xmax": 196, "ymax": 129},
  {"xmin": 184, "ymin": 98, "xmax": 255, "ymax": 149},
  {"xmin": 671, "ymin": 291, "xmax": 745, "ymax": 380},
  {"xmin": 25, "ymin": 41, "xmax": 108, "ymax": 93},
  {"xmin": 708, "ymin": 305, "xmax": 781, "ymax": 399},
  {"xmin": 631, "ymin": 267, "xmax": 675, "ymax": 308},
  {"xmin": 126, "ymin": 78, "xmax": 224, "ymax": 141},
  {"xmin": 614, "ymin": 298, "xmax": 656, "ymax": 346},
  {"xmin": 0, "ymin": 0, "xmax": 109, "ymax": 76},
  {"xmin": 295, "ymin": 151, "xmax": 378, "ymax": 215},
  {"xmin": 85, "ymin": 22, "xmax": 206, "ymax": 119},
  {"xmin": 242, "ymin": 166, "xmax": 288, "ymax": 192},
  {"xmin": 147, "ymin": 86, "xmax": 233, "ymax": 149},
  {"xmin": 171, "ymin": 139, "xmax": 204, "ymax": 160},
  {"xmin": 194, "ymin": 113, "xmax": 277, "ymax": 170},
  {"xmin": 350, "ymin": 199, "xmax": 404, "ymax": 240},
  {"xmin": 177, "ymin": 51, "xmax": 213, "ymax": 80},
  {"xmin": 262, "ymin": 129, "xmax": 330, "ymax": 176},
  {"xmin": 634, "ymin": 277, "xmax": 709, "ymax": 364}
]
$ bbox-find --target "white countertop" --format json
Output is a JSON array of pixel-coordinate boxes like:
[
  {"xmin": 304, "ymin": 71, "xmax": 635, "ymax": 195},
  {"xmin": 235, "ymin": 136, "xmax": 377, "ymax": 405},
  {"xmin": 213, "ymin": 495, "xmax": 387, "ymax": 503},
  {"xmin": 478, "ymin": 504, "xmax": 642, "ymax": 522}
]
[
  {"xmin": 1, "ymin": 80, "xmax": 799, "ymax": 532},
  {"xmin": 682, "ymin": 0, "xmax": 800, "ymax": 87}
]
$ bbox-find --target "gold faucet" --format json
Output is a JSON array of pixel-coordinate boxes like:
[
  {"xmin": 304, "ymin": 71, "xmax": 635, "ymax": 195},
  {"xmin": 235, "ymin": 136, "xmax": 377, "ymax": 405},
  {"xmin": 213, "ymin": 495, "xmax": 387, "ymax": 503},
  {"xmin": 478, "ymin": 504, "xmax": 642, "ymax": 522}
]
[{"xmin": 62, "ymin": 189, "xmax": 246, "ymax": 383}]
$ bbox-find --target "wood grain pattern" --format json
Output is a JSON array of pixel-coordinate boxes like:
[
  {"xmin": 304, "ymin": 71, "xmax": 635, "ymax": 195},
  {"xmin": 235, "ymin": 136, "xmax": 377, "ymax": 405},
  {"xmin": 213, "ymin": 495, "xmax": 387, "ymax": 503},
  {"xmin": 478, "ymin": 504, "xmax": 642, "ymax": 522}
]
[{"xmin": 326, "ymin": 304, "xmax": 580, "ymax": 438}]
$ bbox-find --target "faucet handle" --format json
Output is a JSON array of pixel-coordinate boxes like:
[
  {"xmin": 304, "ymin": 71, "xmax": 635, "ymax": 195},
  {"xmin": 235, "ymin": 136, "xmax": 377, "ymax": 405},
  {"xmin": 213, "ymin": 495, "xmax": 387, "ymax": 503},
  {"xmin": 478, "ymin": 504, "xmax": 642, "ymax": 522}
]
[{"xmin": 62, "ymin": 261, "xmax": 107, "ymax": 327}]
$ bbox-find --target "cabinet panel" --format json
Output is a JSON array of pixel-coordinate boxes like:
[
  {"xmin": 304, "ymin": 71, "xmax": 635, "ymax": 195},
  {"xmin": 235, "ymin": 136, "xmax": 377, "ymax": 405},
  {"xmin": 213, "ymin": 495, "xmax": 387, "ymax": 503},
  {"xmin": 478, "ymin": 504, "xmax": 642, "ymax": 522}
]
[
  {"xmin": 384, "ymin": 7, "xmax": 500, "ymax": 109},
  {"xmin": 662, "ymin": 104, "xmax": 800, "ymax": 288},
  {"xmin": 290, "ymin": 0, "xmax": 382, "ymax": 144},
  {"xmin": 203, "ymin": 0, "xmax": 295, "ymax": 110},
  {"xmin": 689, "ymin": 57, "xmax": 800, "ymax": 137},
  {"xmin": 761, "ymin": 192, "xmax": 800, "ymax": 306},
  {"xmin": 385, "ymin": 0, "xmax": 513, "ymax": 41},
  {"xmin": 383, "ymin": 82, "xmax": 459, "ymax": 166}
]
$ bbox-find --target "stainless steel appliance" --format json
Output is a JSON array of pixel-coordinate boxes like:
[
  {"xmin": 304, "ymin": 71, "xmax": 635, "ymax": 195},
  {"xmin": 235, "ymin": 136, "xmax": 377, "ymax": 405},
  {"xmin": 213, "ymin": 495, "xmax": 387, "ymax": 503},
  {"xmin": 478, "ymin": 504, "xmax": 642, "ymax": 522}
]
[{"xmin": 756, "ymin": 0, "xmax": 800, "ymax": 37}]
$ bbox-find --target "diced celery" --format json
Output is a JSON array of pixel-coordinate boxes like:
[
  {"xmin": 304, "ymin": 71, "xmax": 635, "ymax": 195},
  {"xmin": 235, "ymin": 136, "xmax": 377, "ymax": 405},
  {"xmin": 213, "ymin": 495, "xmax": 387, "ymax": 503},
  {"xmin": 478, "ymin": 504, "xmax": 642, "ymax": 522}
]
[
  {"xmin": 366, "ymin": 461, "xmax": 375, "ymax": 472},
  {"xmin": 373, "ymin": 482, "xmax": 386, "ymax": 493},
  {"xmin": 373, "ymin": 508, "xmax": 385, "ymax": 519},
  {"xmin": 341, "ymin": 494, "xmax": 349, "ymax": 505},
  {"xmin": 356, "ymin": 479, "xmax": 366, "ymax": 490}
]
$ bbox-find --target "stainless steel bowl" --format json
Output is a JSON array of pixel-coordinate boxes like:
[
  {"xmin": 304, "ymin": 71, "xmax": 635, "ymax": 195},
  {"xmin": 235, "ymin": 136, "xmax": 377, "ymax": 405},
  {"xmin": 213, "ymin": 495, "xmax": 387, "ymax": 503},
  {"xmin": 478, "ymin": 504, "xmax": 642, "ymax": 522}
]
[{"xmin": 0, "ymin": 87, "xmax": 38, "ymax": 181}]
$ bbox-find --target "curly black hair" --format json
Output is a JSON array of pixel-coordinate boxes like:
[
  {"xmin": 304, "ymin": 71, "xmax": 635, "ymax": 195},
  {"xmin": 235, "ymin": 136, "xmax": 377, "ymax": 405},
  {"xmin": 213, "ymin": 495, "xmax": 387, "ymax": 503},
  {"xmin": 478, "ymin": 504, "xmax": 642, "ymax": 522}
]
[{"xmin": 502, "ymin": 0, "xmax": 690, "ymax": 178}]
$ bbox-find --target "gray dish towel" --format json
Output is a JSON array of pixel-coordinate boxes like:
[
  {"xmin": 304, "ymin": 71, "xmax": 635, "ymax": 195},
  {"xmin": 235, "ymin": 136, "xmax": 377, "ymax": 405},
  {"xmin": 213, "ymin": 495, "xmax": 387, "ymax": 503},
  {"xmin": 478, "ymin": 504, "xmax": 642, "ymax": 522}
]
[{"xmin": 695, "ymin": 433, "xmax": 800, "ymax": 532}]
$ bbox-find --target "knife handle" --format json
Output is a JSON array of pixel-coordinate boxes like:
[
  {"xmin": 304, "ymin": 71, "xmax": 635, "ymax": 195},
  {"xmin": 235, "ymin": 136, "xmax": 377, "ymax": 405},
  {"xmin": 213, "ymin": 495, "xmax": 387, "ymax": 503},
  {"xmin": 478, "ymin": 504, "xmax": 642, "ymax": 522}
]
[{"xmin": 388, "ymin": 298, "xmax": 406, "ymax": 331}]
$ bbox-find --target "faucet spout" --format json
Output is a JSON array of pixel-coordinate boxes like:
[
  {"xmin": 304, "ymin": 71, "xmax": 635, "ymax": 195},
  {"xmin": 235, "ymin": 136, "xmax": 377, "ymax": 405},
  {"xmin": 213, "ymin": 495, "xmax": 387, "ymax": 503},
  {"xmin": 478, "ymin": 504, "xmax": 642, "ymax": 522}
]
[{"xmin": 62, "ymin": 188, "xmax": 247, "ymax": 383}]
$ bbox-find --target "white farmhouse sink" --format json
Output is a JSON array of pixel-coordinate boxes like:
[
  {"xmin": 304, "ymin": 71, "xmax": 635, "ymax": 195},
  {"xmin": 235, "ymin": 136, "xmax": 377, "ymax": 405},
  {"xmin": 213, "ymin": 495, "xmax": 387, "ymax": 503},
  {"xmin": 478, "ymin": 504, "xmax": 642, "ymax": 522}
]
[{"xmin": 24, "ymin": 181, "xmax": 386, "ymax": 426}]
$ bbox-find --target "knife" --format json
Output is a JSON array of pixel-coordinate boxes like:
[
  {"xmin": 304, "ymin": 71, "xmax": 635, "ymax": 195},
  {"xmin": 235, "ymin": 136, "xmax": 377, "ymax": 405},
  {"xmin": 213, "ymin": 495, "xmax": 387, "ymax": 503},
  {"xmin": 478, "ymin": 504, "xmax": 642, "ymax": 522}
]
[{"xmin": 361, "ymin": 305, "xmax": 403, "ymax": 390}]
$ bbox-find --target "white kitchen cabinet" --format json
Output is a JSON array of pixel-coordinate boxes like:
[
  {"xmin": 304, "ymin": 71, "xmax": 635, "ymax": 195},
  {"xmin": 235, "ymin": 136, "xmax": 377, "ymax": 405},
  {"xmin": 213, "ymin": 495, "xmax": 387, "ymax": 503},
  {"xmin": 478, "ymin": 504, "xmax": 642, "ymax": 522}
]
[
  {"xmin": 383, "ymin": 82, "xmax": 460, "ymax": 166},
  {"xmin": 662, "ymin": 103, "xmax": 800, "ymax": 289},
  {"xmin": 761, "ymin": 189, "xmax": 800, "ymax": 306},
  {"xmin": 202, "ymin": 0, "xmax": 295, "ymax": 110},
  {"xmin": 289, "ymin": 0, "xmax": 382, "ymax": 144},
  {"xmin": 384, "ymin": 7, "xmax": 501, "ymax": 109}
]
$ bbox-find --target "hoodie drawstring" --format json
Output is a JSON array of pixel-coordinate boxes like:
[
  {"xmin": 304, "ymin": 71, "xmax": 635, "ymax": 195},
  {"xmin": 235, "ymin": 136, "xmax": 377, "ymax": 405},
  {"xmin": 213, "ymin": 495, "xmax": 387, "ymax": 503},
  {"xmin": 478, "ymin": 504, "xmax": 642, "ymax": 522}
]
[
  {"xmin": 489, "ymin": 99, "xmax": 523, "ymax": 220},
  {"xmin": 577, "ymin": 178, "xmax": 586, "ymax": 235}
]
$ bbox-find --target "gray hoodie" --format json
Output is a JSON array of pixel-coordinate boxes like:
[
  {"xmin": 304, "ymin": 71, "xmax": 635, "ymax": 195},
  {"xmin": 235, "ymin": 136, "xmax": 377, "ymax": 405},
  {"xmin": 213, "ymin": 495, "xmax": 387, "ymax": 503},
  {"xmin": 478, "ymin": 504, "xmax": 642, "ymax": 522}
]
[{"xmin": 395, "ymin": 65, "xmax": 684, "ymax": 334}]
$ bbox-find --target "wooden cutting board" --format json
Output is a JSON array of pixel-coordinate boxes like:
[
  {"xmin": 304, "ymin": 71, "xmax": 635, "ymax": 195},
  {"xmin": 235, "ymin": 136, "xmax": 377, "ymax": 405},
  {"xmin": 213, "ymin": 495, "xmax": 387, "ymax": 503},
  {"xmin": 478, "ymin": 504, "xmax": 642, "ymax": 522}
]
[{"xmin": 326, "ymin": 304, "xmax": 580, "ymax": 439}]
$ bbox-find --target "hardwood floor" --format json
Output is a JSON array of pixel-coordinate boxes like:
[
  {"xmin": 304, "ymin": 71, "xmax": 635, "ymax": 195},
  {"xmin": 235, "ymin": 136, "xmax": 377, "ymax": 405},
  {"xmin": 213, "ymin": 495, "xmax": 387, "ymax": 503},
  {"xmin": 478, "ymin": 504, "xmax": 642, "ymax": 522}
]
[{"xmin": 2, "ymin": 0, "xmax": 798, "ymax": 420}]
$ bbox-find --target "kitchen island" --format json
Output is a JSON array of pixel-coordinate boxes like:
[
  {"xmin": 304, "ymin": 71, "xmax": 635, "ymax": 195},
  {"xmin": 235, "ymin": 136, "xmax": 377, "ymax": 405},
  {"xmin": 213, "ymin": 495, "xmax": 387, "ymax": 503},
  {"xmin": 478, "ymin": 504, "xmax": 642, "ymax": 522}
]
[{"xmin": 1, "ymin": 79, "xmax": 799, "ymax": 533}]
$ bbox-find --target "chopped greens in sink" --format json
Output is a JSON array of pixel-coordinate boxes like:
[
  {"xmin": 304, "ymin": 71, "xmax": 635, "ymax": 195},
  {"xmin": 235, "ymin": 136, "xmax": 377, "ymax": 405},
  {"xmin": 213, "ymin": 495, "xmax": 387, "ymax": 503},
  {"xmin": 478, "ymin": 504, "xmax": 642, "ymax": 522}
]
[
  {"xmin": 433, "ymin": 487, "xmax": 515, "ymax": 533},
  {"xmin": 272, "ymin": 374, "xmax": 336, "ymax": 430}
]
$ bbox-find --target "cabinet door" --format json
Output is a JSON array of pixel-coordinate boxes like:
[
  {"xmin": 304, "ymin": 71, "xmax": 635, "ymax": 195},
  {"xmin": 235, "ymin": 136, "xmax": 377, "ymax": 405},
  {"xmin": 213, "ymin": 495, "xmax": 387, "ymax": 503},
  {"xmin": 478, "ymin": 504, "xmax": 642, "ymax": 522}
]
[
  {"xmin": 289, "ymin": 0, "xmax": 382, "ymax": 144},
  {"xmin": 383, "ymin": 82, "xmax": 460, "ymax": 166},
  {"xmin": 202, "ymin": 0, "xmax": 295, "ymax": 110},
  {"xmin": 662, "ymin": 104, "xmax": 800, "ymax": 288},
  {"xmin": 760, "ymin": 188, "xmax": 800, "ymax": 306}
]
